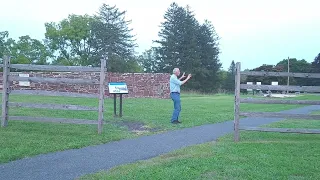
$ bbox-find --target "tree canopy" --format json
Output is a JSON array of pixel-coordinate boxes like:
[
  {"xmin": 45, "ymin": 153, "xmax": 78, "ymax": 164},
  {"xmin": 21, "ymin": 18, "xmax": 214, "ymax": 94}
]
[{"xmin": 1, "ymin": 2, "xmax": 318, "ymax": 92}]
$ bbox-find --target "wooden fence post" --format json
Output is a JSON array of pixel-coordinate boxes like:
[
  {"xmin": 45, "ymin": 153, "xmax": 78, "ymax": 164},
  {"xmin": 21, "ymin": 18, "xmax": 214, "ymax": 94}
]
[
  {"xmin": 98, "ymin": 57, "xmax": 107, "ymax": 134},
  {"xmin": 1, "ymin": 56, "xmax": 10, "ymax": 127},
  {"xmin": 234, "ymin": 62, "xmax": 241, "ymax": 142}
]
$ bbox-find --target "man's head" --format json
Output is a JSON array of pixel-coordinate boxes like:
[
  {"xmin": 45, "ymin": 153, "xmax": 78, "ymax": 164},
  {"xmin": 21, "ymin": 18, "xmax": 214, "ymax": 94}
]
[{"xmin": 173, "ymin": 68, "xmax": 180, "ymax": 76}]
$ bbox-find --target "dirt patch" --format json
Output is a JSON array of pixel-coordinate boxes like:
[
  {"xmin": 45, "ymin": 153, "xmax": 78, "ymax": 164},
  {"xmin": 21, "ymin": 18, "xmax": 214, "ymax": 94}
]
[{"xmin": 113, "ymin": 121, "xmax": 161, "ymax": 134}]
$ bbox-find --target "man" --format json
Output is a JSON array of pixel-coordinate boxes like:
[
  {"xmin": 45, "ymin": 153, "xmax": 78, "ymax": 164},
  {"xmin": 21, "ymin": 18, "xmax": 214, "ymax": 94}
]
[{"xmin": 169, "ymin": 68, "xmax": 191, "ymax": 124}]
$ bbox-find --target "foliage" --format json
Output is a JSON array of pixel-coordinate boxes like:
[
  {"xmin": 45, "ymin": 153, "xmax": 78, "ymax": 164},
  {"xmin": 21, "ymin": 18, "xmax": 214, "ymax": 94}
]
[
  {"xmin": 138, "ymin": 48, "xmax": 159, "ymax": 73},
  {"xmin": 44, "ymin": 14, "xmax": 94, "ymax": 66},
  {"xmin": 0, "ymin": 32, "xmax": 51, "ymax": 65},
  {"xmin": 246, "ymin": 58, "xmax": 316, "ymax": 87},
  {"xmin": 223, "ymin": 60, "xmax": 236, "ymax": 92},
  {"xmin": 89, "ymin": 4, "xmax": 137, "ymax": 67},
  {"xmin": 0, "ymin": 31, "xmax": 10, "ymax": 58},
  {"xmin": 150, "ymin": 3, "xmax": 221, "ymax": 92},
  {"xmin": 11, "ymin": 35, "xmax": 51, "ymax": 65}
]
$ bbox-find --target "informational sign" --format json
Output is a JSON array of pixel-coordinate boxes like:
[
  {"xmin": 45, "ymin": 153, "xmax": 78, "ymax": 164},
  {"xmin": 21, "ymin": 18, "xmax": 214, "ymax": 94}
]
[
  {"xmin": 256, "ymin": 82, "xmax": 261, "ymax": 90},
  {"xmin": 19, "ymin": 74, "xmax": 30, "ymax": 86},
  {"xmin": 271, "ymin": 81, "xmax": 278, "ymax": 86},
  {"xmin": 108, "ymin": 82, "xmax": 128, "ymax": 94}
]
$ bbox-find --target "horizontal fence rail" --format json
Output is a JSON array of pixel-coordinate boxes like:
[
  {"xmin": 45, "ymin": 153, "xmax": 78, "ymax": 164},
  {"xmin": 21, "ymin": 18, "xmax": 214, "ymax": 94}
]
[
  {"xmin": 240, "ymin": 112, "xmax": 320, "ymax": 120},
  {"xmin": 1, "ymin": 55, "xmax": 107, "ymax": 134},
  {"xmin": 234, "ymin": 62, "xmax": 320, "ymax": 142},
  {"xmin": 10, "ymin": 64, "xmax": 101, "ymax": 72},
  {"xmin": 10, "ymin": 90, "xmax": 99, "ymax": 98},
  {"xmin": 9, "ymin": 116, "xmax": 98, "ymax": 125},
  {"xmin": 9, "ymin": 76, "xmax": 99, "ymax": 85},
  {"xmin": 7, "ymin": 102, "xmax": 98, "ymax": 111},
  {"xmin": 240, "ymin": 84, "xmax": 320, "ymax": 92},
  {"xmin": 240, "ymin": 98, "xmax": 320, "ymax": 105},
  {"xmin": 241, "ymin": 71, "xmax": 320, "ymax": 78},
  {"xmin": 239, "ymin": 127, "xmax": 320, "ymax": 134}
]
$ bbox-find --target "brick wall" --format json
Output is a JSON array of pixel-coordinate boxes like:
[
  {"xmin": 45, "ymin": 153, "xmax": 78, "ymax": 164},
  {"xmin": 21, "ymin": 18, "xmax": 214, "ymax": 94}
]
[{"xmin": 0, "ymin": 72, "xmax": 171, "ymax": 98}]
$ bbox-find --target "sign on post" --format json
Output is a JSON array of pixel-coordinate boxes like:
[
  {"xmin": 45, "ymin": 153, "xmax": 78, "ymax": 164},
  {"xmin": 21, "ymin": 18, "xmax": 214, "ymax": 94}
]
[
  {"xmin": 108, "ymin": 82, "xmax": 128, "ymax": 94},
  {"xmin": 108, "ymin": 82, "xmax": 128, "ymax": 117},
  {"xmin": 19, "ymin": 74, "xmax": 30, "ymax": 86}
]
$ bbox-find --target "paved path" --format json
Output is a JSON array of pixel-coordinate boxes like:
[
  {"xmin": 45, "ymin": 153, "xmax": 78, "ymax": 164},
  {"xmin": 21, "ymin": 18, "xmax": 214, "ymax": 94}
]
[{"xmin": 1, "ymin": 105, "xmax": 319, "ymax": 180}]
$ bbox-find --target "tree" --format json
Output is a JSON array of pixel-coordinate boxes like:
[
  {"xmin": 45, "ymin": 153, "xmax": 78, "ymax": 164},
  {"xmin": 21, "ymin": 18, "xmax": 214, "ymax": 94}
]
[
  {"xmin": 276, "ymin": 58, "xmax": 312, "ymax": 86},
  {"xmin": 10, "ymin": 35, "xmax": 51, "ymax": 65},
  {"xmin": 0, "ymin": 31, "xmax": 15, "ymax": 59},
  {"xmin": 154, "ymin": 3, "xmax": 221, "ymax": 92},
  {"xmin": 247, "ymin": 58, "xmax": 313, "ymax": 87},
  {"xmin": 139, "ymin": 48, "xmax": 159, "ymax": 73},
  {"xmin": 0, "ymin": 31, "xmax": 9, "ymax": 58},
  {"xmin": 246, "ymin": 64, "xmax": 281, "ymax": 86},
  {"xmin": 193, "ymin": 20, "xmax": 221, "ymax": 92},
  {"xmin": 44, "ymin": 14, "xmax": 95, "ymax": 66},
  {"xmin": 312, "ymin": 53, "xmax": 320, "ymax": 70},
  {"xmin": 224, "ymin": 60, "xmax": 236, "ymax": 92},
  {"xmin": 107, "ymin": 54, "xmax": 143, "ymax": 73},
  {"xmin": 89, "ymin": 4, "xmax": 137, "ymax": 67},
  {"xmin": 1, "ymin": 32, "xmax": 51, "ymax": 65}
]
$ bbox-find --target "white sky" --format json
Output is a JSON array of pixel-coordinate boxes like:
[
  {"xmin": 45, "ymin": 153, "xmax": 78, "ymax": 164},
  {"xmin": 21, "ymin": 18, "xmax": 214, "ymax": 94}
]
[{"xmin": 1, "ymin": 0, "xmax": 319, "ymax": 70}]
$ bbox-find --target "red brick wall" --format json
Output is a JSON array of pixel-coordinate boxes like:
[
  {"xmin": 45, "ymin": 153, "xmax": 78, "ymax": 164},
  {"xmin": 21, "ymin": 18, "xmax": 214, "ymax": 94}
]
[{"xmin": 0, "ymin": 72, "xmax": 171, "ymax": 98}]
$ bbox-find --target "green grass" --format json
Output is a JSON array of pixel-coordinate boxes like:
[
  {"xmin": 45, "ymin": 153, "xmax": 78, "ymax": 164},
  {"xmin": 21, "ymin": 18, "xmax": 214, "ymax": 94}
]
[
  {"xmin": 5, "ymin": 93, "xmax": 310, "ymax": 130},
  {"xmin": 0, "ymin": 121, "xmax": 132, "ymax": 164},
  {"xmin": 0, "ymin": 93, "xmax": 318, "ymax": 164},
  {"xmin": 80, "ymin": 120, "xmax": 320, "ymax": 180}
]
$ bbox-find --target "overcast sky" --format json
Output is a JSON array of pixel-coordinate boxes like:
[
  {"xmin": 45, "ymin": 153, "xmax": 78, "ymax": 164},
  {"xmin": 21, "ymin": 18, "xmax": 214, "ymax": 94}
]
[{"xmin": 1, "ymin": 0, "xmax": 319, "ymax": 70}]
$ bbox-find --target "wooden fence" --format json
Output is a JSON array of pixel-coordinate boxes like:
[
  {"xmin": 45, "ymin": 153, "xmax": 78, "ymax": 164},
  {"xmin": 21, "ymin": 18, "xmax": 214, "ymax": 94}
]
[
  {"xmin": 234, "ymin": 62, "xmax": 320, "ymax": 142},
  {"xmin": 1, "ymin": 56, "xmax": 107, "ymax": 134}
]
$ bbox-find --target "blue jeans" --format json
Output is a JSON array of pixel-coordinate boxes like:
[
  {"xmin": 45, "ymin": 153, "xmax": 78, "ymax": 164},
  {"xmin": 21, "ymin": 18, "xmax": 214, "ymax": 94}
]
[{"xmin": 170, "ymin": 92, "xmax": 181, "ymax": 122}]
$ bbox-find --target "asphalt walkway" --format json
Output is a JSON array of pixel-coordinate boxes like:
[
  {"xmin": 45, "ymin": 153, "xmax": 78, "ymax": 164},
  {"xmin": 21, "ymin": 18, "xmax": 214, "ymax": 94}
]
[{"xmin": 1, "ymin": 105, "xmax": 319, "ymax": 180}]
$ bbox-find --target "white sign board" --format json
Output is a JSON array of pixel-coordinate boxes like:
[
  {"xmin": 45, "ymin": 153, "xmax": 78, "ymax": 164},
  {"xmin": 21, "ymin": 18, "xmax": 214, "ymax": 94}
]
[
  {"xmin": 256, "ymin": 82, "xmax": 261, "ymax": 90},
  {"xmin": 19, "ymin": 74, "xmax": 30, "ymax": 87},
  {"xmin": 108, "ymin": 82, "xmax": 128, "ymax": 94},
  {"xmin": 247, "ymin": 82, "xmax": 253, "ymax": 91},
  {"xmin": 271, "ymin": 81, "xmax": 278, "ymax": 86}
]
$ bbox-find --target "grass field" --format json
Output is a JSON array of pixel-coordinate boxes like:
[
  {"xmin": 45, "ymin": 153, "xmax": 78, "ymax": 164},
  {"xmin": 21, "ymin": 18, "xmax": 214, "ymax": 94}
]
[
  {"xmin": 0, "ymin": 93, "xmax": 318, "ymax": 164},
  {"xmin": 80, "ymin": 119, "xmax": 320, "ymax": 180}
]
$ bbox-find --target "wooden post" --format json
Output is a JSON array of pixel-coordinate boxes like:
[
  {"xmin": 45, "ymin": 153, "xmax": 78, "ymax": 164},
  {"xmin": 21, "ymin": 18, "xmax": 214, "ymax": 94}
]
[
  {"xmin": 113, "ymin": 94, "xmax": 117, "ymax": 117},
  {"xmin": 234, "ymin": 62, "xmax": 241, "ymax": 142},
  {"xmin": 1, "ymin": 56, "xmax": 10, "ymax": 127},
  {"xmin": 119, "ymin": 94, "xmax": 123, "ymax": 117},
  {"xmin": 98, "ymin": 58, "xmax": 106, "ymax": 134},
  {"xmin": 287, "ymin": 57, "xmax": 290, "ymax": 94}
]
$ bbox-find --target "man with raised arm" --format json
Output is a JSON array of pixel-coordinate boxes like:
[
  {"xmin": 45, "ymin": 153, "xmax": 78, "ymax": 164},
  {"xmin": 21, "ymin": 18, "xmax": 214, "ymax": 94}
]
[{"xmin": 169, "ymin": 68, "xmax": 192, "ymax": 124}]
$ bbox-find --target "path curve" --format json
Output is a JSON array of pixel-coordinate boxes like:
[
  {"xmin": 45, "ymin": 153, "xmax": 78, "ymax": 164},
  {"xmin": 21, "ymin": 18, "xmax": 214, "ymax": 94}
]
[{"xmin": 1, "ymin": 105, "xmax": 319, "ymax": 180}]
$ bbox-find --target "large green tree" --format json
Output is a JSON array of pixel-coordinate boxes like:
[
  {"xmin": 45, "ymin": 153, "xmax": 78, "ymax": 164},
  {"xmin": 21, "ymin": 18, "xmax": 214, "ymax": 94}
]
[
  {"xmin": 1, "ymin": 32, "xmax": 51, "ymax": 65},
  {"xmin": 153, "ymin": 3, "xmax": 221, "ymax": 92},
  {"xmin": 44, "ymin": 14, "xmax": 94, "ymax": 66},
  {"xmin": 0, "ymin": 31, "xmax": 15, "ymax": 59},
  {"xmin": 89, "ymin": 4, "xmax": 137, "ymax": 67},
  {"xmin": 10, "ymin": 35, "xmax": 51, "ymax": 65},
  {"xmin": 44, "ymin": 4, "xmax": 142, "ymax": 72}
]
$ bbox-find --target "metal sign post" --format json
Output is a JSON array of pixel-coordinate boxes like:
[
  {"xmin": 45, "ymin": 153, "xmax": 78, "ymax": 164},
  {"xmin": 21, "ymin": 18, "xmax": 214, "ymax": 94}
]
[{"xmin": 108, "ymin": 82, "xmax": 128, "ymax": 117}]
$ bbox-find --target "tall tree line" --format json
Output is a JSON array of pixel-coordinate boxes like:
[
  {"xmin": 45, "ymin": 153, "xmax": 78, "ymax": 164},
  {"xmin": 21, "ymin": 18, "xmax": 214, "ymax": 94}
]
[
  {"xmin": 139, "ymin": 3, "xmax": 222, "ymax": 92},
  {"xmin": 1, "ymin": 2, "xmax": 319, "ymax": 93},
  {"xmin": 1, "ymin": 4, "xmax": 142, "ymax": 72}
]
